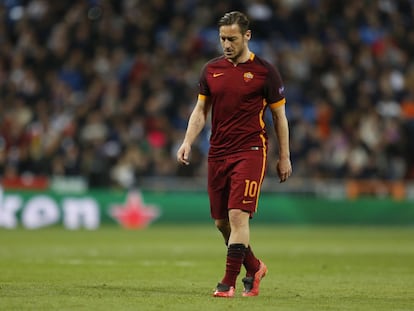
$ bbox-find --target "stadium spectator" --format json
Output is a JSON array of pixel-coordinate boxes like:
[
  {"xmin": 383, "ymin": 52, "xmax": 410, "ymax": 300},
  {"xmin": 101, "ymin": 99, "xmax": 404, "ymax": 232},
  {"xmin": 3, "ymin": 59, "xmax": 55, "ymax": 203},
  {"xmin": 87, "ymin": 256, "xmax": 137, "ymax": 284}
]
[{"xmin": 0, "ymin": 0, "xmax": 413, "ymax": 188}]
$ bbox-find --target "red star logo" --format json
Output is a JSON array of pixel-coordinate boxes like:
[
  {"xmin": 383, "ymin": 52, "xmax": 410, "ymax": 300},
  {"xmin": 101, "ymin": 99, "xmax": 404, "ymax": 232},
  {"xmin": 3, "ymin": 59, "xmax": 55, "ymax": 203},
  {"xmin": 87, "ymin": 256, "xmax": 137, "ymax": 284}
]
[{"xmin": 110, "ymin": 191, "xmax": 160, "ymax": 229}]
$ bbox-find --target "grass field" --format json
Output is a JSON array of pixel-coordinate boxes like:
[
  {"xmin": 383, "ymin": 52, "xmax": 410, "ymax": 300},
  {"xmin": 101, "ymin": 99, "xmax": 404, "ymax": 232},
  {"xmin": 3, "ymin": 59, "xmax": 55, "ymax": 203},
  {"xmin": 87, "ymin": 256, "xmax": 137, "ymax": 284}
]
[{"xmin": 0, "ymin": 225, "xmax": 413, "ymax": 311}]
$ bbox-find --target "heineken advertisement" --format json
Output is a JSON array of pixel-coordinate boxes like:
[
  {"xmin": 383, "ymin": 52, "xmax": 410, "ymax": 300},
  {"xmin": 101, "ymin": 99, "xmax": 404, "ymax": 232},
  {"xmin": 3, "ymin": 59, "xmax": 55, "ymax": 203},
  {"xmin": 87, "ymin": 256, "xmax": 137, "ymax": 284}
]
[{"xmin": 0, "ymin": 187, "xmax": 413, "ymax": 230}]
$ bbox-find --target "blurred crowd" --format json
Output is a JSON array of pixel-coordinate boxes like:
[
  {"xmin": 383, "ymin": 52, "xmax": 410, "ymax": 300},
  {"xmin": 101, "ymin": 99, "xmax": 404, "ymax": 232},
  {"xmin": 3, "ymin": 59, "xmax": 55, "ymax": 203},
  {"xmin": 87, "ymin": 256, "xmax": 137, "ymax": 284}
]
[{"xmin": 1, "ymin": 0, "xmax": 414, "ymax": 189}]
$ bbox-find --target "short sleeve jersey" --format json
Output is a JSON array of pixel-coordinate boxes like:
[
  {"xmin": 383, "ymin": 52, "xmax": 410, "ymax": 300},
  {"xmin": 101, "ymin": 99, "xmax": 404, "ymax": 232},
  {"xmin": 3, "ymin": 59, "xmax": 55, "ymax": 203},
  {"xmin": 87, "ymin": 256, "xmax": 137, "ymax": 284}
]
[{"xmin": 199, "ymin": 53, "xmax": 286, "ymax": 158}]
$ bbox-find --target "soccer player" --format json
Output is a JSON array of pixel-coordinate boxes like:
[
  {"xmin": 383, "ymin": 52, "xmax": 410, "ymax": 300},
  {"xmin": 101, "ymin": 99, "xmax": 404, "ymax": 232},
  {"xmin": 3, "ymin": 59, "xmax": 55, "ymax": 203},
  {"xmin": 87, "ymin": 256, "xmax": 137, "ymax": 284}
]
[{"xmin": 176, "ymin": 11, "xmax": 292, "ymax": 297}]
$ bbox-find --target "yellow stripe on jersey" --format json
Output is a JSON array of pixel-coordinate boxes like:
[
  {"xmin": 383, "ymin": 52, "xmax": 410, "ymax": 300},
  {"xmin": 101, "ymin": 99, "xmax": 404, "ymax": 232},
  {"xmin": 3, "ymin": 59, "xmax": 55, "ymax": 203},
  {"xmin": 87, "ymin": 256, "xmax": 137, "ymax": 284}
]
[
  {"xmin": 259, "ymin": 99, "xmax": 266, "ymax": 129},
  {"xmin": 269, "ymin": 98, "xmax": 286, "ymax": 109},
  {"xmin": 255, "ymin": 99, "xmax": 268, "ymax": 212},
  {"xmin": 255, "ymin": 133, "xmax": 267, "ymax": 212}
]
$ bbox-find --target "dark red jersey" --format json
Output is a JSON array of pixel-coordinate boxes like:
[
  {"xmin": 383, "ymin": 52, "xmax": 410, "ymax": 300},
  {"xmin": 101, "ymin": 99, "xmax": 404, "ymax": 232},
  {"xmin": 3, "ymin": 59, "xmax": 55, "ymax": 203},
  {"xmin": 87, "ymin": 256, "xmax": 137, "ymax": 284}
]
[{"xmin": 199, "ymin": 53, "xmax": 286, "ymax": 158}]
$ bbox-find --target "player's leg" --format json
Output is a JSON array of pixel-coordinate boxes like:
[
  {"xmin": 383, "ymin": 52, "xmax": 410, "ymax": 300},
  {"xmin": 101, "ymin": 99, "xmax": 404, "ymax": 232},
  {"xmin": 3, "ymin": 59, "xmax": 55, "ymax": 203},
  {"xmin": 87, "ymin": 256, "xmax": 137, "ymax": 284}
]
[
  {"xmin": 210, "ymin": 153, "xmax": 267, "ymax": 297},
  {"xmin": 215, "ymin": 218, "xmax": 230, "ymax": 243},
  {"xmin": 228, "ymin": 208, "xmax": 250, "ymax": 246},
  {"xmin": 215, "ymin": 216, "xmax": 261, "ymax": 277},
  {"xmin": 214, "ymin": 209, "xmax": 249, "ymax": 297},
  {"xmin": 215, "ymin": 217, "xmax": 260, "ymax": 278},
  {"xmin": 228, "ymin": 151, "xmax": 267, "ymax": 296},
  {"xmin": 208, "ymin": 159, "xmax": 237, "ymax": 297},
  {"xmin": 244, "ymin": 246, "xmax": 260, "ymax": 276},
  {"xmin": 213, "ymin": 153, "xmax": 255, "ymax": 296}
]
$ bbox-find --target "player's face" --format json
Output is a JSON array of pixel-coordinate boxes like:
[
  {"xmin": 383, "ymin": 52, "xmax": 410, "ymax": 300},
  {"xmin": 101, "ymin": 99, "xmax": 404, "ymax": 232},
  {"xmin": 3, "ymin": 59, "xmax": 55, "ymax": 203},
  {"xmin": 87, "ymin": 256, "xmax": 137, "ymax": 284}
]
[{"xmin": 219, "ymin": 24, "xmax": 251, "ymax": 63}]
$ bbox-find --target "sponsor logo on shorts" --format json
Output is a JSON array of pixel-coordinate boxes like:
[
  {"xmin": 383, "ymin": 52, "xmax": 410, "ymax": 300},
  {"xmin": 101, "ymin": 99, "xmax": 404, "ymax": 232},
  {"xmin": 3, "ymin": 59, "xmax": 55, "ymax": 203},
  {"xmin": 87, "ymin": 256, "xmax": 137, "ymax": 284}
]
[{"xmin": 242, "ymin": 199, "xmax": 254, "ymax": 204}]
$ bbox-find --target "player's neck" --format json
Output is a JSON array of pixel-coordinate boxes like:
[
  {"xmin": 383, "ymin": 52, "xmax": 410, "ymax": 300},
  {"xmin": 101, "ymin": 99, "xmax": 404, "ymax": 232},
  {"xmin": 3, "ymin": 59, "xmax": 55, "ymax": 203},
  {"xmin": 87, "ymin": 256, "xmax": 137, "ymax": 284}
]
[{"xmin": 229, "ymin": 49, "xmax": 252, "ymax": 66}]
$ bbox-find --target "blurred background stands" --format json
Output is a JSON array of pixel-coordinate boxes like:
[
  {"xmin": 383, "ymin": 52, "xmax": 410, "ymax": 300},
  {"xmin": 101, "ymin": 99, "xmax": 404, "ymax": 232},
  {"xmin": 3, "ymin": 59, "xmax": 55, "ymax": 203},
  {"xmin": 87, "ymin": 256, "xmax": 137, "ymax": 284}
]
[{"xmin": 0, "ymin": 0, "xmax": 413, "ymax": 194}]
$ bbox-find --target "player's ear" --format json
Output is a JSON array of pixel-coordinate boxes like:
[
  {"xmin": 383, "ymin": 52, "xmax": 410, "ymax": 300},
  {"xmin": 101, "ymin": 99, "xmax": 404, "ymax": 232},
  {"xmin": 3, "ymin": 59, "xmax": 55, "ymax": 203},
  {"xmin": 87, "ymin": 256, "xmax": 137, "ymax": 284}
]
[{"xmin": 244, "ymin": 30, "xmax": 251, "ymax": 41}]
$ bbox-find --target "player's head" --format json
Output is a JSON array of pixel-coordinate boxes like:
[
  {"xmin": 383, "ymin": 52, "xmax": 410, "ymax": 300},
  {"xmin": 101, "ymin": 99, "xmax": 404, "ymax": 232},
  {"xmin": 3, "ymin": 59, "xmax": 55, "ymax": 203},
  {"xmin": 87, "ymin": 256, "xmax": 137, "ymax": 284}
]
[
  {"xmin": 218, "ymin": 11, "xmax": 251, "ymax": 63},
  {"xmin": 218, "ymin": 11, "xmax": 250, "ymax": 35}
]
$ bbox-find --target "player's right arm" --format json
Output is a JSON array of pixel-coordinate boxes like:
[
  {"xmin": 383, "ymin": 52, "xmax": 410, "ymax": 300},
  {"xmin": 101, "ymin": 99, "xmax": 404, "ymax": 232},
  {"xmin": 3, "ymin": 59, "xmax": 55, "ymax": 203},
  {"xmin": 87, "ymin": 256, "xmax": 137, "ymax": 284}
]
[{"xmin": 176, "ymin": 95, "xmax": 211, "ymax": 165}]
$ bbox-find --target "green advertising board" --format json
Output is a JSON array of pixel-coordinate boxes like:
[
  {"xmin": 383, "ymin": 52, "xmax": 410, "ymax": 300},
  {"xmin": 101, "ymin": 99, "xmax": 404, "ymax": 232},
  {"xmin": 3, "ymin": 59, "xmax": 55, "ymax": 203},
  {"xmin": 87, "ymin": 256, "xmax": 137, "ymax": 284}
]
[{"xmin": 0, "ymin": 188, "xmax": 413, "ymax": 229}]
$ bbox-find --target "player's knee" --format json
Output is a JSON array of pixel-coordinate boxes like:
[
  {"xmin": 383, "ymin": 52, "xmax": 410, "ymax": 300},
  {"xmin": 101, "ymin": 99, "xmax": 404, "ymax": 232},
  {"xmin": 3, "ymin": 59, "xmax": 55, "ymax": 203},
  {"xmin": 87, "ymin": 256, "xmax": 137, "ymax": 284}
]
[{"xmin": 229, "ymin": 209, "xmax": 250, "ymax": 227}]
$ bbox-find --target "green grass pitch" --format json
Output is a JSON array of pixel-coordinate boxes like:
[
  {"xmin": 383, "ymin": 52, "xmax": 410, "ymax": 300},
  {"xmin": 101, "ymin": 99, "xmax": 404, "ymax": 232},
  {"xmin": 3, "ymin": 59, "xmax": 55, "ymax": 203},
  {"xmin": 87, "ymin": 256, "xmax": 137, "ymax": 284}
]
[{"xmin": 1, "ymin": 225, "xmax": 413, "ymax": 310}]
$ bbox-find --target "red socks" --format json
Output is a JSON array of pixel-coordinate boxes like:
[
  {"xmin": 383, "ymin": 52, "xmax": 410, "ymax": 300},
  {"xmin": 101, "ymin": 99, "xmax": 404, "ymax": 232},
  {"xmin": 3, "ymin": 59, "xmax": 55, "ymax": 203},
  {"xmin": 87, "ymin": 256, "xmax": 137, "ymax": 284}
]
[
  {"xmin": 220, "ymin": 244, "xmax": 261, "ymax": 287},
  {"xmin": 244, "ymin": 245, "xmax": 261, "ymax": 277},
  {"xmin": 221, "ymin": 243, "xmax": 246, "ymax": 287}
]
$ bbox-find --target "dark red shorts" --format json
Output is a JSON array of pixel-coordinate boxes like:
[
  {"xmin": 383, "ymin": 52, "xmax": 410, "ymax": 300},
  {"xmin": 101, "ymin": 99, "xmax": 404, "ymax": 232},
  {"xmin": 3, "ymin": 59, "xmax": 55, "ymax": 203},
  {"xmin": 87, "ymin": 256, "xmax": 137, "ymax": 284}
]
[{"xmin": 207, "ymin": 149, "xmax": 267, "ymax": 220}]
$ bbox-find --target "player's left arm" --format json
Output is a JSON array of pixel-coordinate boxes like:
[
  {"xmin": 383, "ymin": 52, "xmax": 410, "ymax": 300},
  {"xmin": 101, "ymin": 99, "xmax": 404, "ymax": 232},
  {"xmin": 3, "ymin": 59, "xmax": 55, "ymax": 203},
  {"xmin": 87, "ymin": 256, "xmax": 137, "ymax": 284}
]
[{"xmin": 270, "ymin": 104, "xmax": 292, "ymax": 183}]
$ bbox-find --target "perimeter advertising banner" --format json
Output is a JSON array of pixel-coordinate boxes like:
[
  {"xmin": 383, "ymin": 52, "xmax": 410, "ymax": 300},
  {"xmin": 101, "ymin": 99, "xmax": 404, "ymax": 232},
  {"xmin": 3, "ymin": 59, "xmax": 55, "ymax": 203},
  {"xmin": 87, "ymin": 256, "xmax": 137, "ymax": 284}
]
[
  {"xmin": 1, "ymin": 187, "xmax": 413, "ymax": 230},
  {"xmin": 0, "ymin": 188, "xmax": 162, "ymax": 230}
]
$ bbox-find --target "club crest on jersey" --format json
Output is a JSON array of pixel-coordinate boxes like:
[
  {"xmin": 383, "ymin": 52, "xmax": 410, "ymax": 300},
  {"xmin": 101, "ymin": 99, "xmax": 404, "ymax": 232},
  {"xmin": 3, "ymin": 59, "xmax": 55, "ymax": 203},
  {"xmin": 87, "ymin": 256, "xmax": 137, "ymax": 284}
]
[{"xmin": 243, "ymin": 72, "xmax": 254, "ymax": 82}]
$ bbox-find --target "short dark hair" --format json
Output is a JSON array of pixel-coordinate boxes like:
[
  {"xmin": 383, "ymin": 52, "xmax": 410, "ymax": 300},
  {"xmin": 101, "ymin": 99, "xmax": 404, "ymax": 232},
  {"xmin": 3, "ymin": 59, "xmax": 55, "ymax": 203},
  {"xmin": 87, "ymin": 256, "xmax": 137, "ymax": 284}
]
[{"xmin": 218, "ymin": 11, "xmax": 250, "ymax": 34}]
